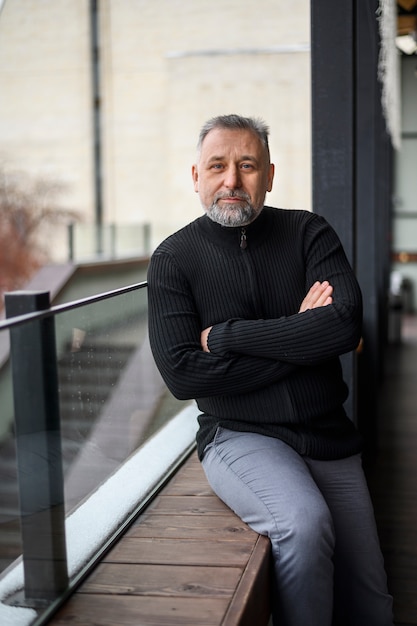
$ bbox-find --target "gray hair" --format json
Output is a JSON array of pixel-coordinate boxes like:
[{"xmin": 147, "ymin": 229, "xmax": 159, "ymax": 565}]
[{"xmin": 196, "ymin": 114, "xmax": 270, "ymax": 160}]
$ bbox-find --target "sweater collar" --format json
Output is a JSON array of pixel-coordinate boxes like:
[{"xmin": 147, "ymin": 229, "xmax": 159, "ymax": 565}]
[{"xmin": 197, "ymin": 206, "xmax": 272, "ymax": 249}]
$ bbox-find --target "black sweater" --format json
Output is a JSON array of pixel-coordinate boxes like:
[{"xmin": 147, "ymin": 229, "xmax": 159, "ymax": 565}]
[{"xmin": 147, "ymin": 207, "xmax": 363, "ymax": 460}]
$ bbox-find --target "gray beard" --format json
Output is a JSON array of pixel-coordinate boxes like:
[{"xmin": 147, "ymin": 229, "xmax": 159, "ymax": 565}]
[{"xmin": 205, "ymin": 196, "xmax": 258, "ymax": 227}]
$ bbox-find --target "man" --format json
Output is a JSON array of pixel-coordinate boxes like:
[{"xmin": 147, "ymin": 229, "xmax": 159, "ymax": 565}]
[{"xmin": 147, "ymin": 114, "xmax": 393, "ymax": 625}]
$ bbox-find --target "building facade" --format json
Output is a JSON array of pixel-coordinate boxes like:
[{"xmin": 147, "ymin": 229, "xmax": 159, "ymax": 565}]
[{"xmin": 0, "ymin": 0, "xmax": 311, "ymax": 256}]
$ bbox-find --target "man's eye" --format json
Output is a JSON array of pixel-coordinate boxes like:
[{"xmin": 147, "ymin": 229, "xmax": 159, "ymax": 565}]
[
  {"xmin": 241, "ymin": 163, "xmax": 254, "ymax": 170},
  {"xmin": 211, "ymin": 164, "xmax": 223, "ymax": 170}
]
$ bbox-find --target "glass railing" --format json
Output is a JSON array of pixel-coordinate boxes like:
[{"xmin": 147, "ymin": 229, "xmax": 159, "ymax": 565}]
[
  {"xmin": 0, "ymin": 283, "xmax": 198, "ymax": 625},
  {"xmin": 67, "ymin": 223, "xmax": 151, "ymax": 262}
]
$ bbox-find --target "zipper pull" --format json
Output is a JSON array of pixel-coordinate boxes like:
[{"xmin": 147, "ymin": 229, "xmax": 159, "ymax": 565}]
[{"xmin": 240, "ymin": 228, "xmax": 247, "ymax": 249}]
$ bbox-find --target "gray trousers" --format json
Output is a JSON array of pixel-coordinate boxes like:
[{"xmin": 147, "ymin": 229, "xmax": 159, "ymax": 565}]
[{"xmin": 202, "ymin": 427, "xmax": 394, "ymax": 626}]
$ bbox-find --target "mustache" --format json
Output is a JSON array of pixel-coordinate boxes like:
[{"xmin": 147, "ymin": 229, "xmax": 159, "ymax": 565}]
[{"xmin": 214, "ymin": 190, "xmax": 251, "ymax": 202}]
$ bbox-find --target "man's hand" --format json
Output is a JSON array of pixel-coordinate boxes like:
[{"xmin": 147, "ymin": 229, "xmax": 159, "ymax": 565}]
[
  {"xmin": 299, "ymin": 281, "xmax": 333, "ymax": 313},
  {"xmin": 201, "ymin": 326, "xmax": 213, "ymax": 352}
]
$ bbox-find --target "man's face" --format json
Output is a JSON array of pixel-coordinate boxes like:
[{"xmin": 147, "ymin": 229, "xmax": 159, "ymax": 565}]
[{"xmin": 192, "ymin": 128, "xmax": 275, "ymax": 227}]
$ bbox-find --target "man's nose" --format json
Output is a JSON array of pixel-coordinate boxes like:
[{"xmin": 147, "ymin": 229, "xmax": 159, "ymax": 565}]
[{"xmin": 224, "ymin": 165, "xmax": 241, "ymax": 188}]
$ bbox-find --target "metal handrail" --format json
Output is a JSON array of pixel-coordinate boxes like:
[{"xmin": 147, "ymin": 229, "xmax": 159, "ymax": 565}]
[{"xmin": 0, "ymin": 282, "xmax": 147, "ymax": 331}]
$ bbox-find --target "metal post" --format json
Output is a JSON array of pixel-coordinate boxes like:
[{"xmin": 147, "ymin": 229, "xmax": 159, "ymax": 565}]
[
  {"xmin": 5, "ymin": 291, "xmax": 68, "ymax": 606},
  {"xmin": 90, "ymin": 0, "xmax": 104, "ymax": 256},
  {"xmin": 110, "ymin": 222, "xmax": 116, "ymax": 258},
  {"xmin": 143, "ymin": 223, "xmax": 151, "ymax": 256},
  {"xmin": 68, "ymin": 222, "xmax": 75, "ymax": 262}
]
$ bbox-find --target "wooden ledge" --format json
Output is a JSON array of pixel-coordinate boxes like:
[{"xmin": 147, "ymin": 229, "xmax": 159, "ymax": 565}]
[{"xmin": 49, "ymin": 450, "xmax": 271, "ymax": 625}]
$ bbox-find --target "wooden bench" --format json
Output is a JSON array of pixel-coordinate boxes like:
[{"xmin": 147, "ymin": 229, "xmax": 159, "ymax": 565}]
[{"xmin": 49, "ymin": 450, "xmax": 272, "ymax": 625}]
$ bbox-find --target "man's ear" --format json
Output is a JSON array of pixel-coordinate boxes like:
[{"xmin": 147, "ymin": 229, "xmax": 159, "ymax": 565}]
[
  {"xmin": 192, "ymin": 164, "xmax": 199, "ymax": 192},
  {"xmin": 267, "ymin": 163, "xmax": 275, "ymax": 192}
]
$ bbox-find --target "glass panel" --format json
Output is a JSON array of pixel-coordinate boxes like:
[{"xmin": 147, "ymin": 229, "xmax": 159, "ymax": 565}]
[
  {"xmin": 0, "ymin": 285, "xmax": 194, "ymax": 625},
  {"xmin": 402, "ymin": 56, "xmax": 417, "ymax": 134},
  {"xmin": 394, "ymin": 137, "xmax": 417, "ymax": 215},
  {"xmin": 69, "ymin": 223, "xmax": 150, "ymax": 262},
  {"xmin": 54, "ymin": 285, "xmax": 186, "ymax": 515},
  {"xmin": 0, "ymin": 329, "xmax": 22, "ymax": 574},
  {"xmin": 393, "ymin": 215, "xmax": 417, "ymax": 250}
]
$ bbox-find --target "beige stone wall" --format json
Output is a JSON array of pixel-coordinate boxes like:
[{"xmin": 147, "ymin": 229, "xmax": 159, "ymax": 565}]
[
  {"xmin": 0, "ymin": 0, "xmax": 311, "ymax": 256},
  {"xmin": 0, "ymin": 0, "xmax": 94, "ymax": 217}
]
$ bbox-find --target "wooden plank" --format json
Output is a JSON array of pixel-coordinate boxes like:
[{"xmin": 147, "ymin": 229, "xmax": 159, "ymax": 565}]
[
  {"xmin": 79, "ymin": 562, "xmax": 242, "ymax": 597},
  {"xmin": 162, "ymin": 472, "xmax": 214, "ymax": 496},
  {"xmin": 103, "ymin": 537, "xmax": 255, "ymax": 567},
  {"xmin": 49, "ymin": 594, "xmax": 229, "ymax": 625},
  {"xmin": 146, "ymin": 494, "xmax": 232, "ymax": 516},
  {"xmin": 151, "ymin": 453, "xmax": 215, "ymax": 496},
  {"xmin": 130, "ymin": 513, "xmax": 254, "ymax": 540}
]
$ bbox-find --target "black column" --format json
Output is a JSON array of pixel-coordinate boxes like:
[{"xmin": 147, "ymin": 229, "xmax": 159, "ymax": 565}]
[
  {"xmin": 5, "ymin": 291, "xmax": 68, "ymax": 604},
  {"xmin": 355, "ymin": 0, "xmax": 393, "ymax": 454},
  {"xmin": 311, "ymin": 0, "xmax": 393, "ymax": 450},
  {"xmin": 311, "ymin": 1, "xmax": 356, "ymax": 421}
]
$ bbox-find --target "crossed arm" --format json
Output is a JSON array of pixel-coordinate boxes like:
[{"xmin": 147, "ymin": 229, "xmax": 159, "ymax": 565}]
[{"xmin": 201, "ymin": 280, "xmax": 334, "ymax": 352}]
